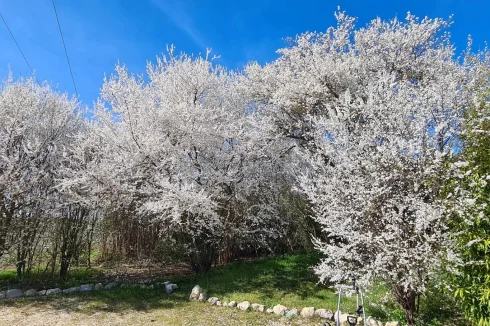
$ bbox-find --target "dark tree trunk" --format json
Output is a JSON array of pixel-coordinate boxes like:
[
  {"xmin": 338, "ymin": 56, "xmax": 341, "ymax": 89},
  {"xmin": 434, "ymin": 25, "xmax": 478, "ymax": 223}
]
[
  {"xmin": 59, "ymin": 255, "xmax": 71, "ymax": 278},
  {"xmin": 394, "ymin": 286, "xmax": 418, "ymax": 326}
]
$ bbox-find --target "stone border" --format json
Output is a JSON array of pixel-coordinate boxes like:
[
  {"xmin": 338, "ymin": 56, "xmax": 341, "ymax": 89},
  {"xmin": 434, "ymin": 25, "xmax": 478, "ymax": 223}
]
[
  {"xmin": 188, "ymin": 285, "xmax": 400, "ymax": 326},
  {"xmin": 0, "ymin": 281, "xmax": 178, "ymax": 300}
]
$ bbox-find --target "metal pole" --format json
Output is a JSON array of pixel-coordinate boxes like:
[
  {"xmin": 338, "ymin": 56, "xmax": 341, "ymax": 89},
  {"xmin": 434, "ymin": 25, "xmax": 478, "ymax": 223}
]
[
  {"xmin": 356, "ymin": 290, "xmax": 359, "ymax": 310},
  {"xmin": 336, "ymin": 287, "xmax": 343, "ymax": 326},
  {"xmin": 360, "ymin": 289, "xmax": 367, "ymax": 326}
]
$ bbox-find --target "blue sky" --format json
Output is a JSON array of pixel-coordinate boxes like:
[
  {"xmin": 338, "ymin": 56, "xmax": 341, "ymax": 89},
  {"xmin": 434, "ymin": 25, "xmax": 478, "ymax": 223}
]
[{"xmin": 0, "ymin": 0, "xmax": 489, "ymax": 107}]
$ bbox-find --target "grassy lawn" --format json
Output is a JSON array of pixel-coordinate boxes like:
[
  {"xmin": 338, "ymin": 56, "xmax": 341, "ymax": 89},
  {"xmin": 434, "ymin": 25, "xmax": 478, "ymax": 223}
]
[
  {"xmin": 0, "ymin": 268, "xmax": 106, "ymax": 290},
  {"xmin": 0, "ymin": 252, "xmax": 359, "ymax": 311},
  {"xmin": 0, "ymin": 252, "xmax": 463, "ymax": 325},
  {"xmin": 173, "ymin": 252, "xmax": 361, "ymax": 312}
]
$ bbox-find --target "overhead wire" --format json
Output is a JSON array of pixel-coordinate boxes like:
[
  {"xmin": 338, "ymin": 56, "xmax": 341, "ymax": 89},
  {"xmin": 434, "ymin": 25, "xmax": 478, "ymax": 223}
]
[
  {"xmin": 51, "ymin": 0, "xmax": 78, "ymax": 98},
  {"xmin": 0, "ymin": 11, "xmax": 40, "ymax": 85}
]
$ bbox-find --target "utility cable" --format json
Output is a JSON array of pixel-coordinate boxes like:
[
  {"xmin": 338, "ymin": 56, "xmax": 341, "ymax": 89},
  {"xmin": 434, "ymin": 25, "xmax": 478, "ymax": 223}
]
[
  {"xmin": 51, "ymin": 0, "xmax": 78, "ymax": 97},
  {"xmin": 0, "ymin": 11, "xmax": 40, "ymax": 85}
]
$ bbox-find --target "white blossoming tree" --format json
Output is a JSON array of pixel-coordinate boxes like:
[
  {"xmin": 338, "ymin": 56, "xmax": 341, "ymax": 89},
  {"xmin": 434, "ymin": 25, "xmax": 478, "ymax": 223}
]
[
  {"xmin": 0, "ymin": 75, "xmax": 83, "ymax": 264},
  {"xmin": 244, "ymin": 11, "xmax": 478, "ymax": 324},
  {"xmin": 83, "ymin": 48, "xmax": 294, "ymax": 271}
]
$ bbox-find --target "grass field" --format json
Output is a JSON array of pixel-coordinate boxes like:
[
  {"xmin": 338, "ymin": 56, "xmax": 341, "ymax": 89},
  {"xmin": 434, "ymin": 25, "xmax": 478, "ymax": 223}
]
[{"xmin": 0, "ymin": 252, "xmax": 463, "ymax": 325}]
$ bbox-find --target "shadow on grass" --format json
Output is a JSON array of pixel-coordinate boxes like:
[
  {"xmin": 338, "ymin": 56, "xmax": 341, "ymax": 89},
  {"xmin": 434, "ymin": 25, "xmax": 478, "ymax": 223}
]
[
  {"xmin": 0, "ymin": 268, "xmax": 106, "ymax": 290},
  {"xmin": 178, "ymin": 253, "xmax": 316, "ymax": 288},
  {"xmin": 2, "ymin": 288, "xmax": 182, "ymax": 314},
  {"xmin": 170, "ymin": 251, "xmax": 350, "ymax": 309},
  {"xmin": 0, "ymin": 253, "xmax": 465, "ymax": 326},
  {"xmin": 1, "ymin": 252, "xmax": 355, "ymax": 314}
]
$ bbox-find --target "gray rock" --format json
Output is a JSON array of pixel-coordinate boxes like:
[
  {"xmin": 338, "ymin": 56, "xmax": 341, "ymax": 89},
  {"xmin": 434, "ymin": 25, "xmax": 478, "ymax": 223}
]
[
  {"xmin": 36, "ymin": 290, "xmax": 46, "ymax": 296},
  {"xmin": 300, "ymin": 307, "xmax": 315, "ymax": 318},
  {"xmin": 63, "ymin": 286, "xmax": 80, "ymax": 294},
  {"xmin": 237, "ymin": 301, "xmax": 251, "ymax": 311},
  {"xmin": 315, "ymin": 309, "xmax": 334, "ymax": 320},
  {"xmin": 366, "ymin": 317, "xmax": 383, "ymax": 326},
  {"xmin": 189, "ymin": 285, "xmax": 202, "ymax": 300},
  {"xmin": 266, "ymin": 308, "xmax": 274, "ymax": 314},
  {"xmin": 251, "ymin": 303, "xmax": 266, "ymax": 312},
  {"xmin": 104, "ymin": 282, "xmax": 118, "ymax": 290},
  {"xmin": 273, "ymin": 304, "xmax": 288, "ymax": 316},
  {"xmin": 165, "ymin": 283, "xmax": 178, "ymax": 294},
  {"xmin": 80, "ymin": 284, "xmax": 94, "ymax": 292},
  {"xmin": 198, "ymin": 292, "xmax": 207, "ymax": 302},
  {"xmin": 46, "ymin": 288, "xmax": 62, "ymax": 296},
  {"xmin": 0, "ymin": 291, "xmax": 5, "ymax": 300},
  {"xmin": 216, "ymin": 300, "xmax": 222, "ymax": 306},
  {"xmin": 6, "ymin": 289, "xmax": 23, "ymax": 299},
  {"xmin": 208, "ymin": 297, "xmax": 219, "ymax": 305},
  {"xmin": 286, "ymin": 308, "xmax": 298, "ymax": 318},
  {"xmin": 385, "ymin": 322, "xmax": 400, "ymax": 326},
  {"xmin": 222, "ymin": 301, "xmax": 228, "ymax": 307},
  {"xmin": 336, "ymin": 313, "xmax": 349, "ymax": 324},
  {"xmin": 227, "ymin": 301, "xmax": 237, "ymax": 307},
  {"xmin": 94, "ymin": 283, "xmax": 103, "ymax": 291},
  {"xmin": 24, "ymin": 289, "xmax": 37, "ymax": 297}
]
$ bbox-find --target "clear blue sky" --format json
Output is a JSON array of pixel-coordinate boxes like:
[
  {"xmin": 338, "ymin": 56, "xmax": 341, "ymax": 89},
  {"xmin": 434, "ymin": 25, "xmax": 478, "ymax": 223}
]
[{"xmin": 0, "ymin": 0, "xmax": 489, "ymax": 107}]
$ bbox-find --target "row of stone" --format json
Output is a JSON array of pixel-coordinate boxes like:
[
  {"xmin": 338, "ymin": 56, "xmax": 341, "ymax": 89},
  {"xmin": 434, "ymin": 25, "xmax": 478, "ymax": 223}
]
[
  {"xmin": 208, "ymin": 298, "xmax": 399, "ymax": 326},
  {"xmin": 189, "ymin": 285, "xmax": 398, "ymax": 326},
  {"xmin": 0, "ymin": 282, "xmax": 119, "ymax": 300},
  {"xmin": 0, "ymin": 280, "xmax": 179, "ymax": 301},
  {"xmin": 209, "ymin": 297, "xmax": 335, "ymax": 319}
]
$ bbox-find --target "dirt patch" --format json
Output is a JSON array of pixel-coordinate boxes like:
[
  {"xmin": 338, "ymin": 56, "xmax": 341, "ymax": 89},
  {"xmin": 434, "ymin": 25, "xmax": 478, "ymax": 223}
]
[
  {"xmin": 102, "ymin": 263, "xmax": 192, "ymax": 283},
  {"xmin": 0, "ymin": 298, "xmax": 318, "ymax": 326}
]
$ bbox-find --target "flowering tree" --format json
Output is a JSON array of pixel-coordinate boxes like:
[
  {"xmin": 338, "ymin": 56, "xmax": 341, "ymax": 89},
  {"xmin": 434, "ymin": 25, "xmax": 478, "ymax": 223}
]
[
  {"xmin": 84, "ymin": 49, "xmax": 294, "ymax": 271},
  {"xmin": 245, "ymin": 11, "xmax": 477, "ymax": 324},
  {"xmin": 0, "ymin": 75, "xmax": 82, "ymax": 265}
]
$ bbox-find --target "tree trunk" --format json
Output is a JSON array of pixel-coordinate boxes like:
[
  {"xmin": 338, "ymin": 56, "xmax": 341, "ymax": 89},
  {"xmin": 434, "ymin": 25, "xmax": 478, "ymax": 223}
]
[
  {"xmin": 59, "ymin": 255, "xmax": 71, "ymax": 278},
  {"xmin": 394, "ymin": 286, "xmax": 418, "ymax": 326},
  {"xmin": 404, "ymin": 307, "xmax": 416, "ymax": 326}
]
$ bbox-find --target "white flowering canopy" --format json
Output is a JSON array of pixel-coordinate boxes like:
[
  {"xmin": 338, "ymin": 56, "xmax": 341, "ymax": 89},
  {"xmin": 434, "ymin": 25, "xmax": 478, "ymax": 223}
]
[
  {"xmin": 243, "ymin": 11, "xmax": 480, "ymax": 314},
  {"xmin": 79, "ymin": 48, "xmax": 293, "ymax": 254}
]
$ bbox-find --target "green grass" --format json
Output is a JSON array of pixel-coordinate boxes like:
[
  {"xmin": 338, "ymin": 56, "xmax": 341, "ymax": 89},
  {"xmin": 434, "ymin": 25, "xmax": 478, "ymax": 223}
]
[
  {"xmin": 0, "ymin": 267, "xmax": 105, "ymax": 290},
  {"xmin": 0, "ymin": 253, "xmax": 342, "ymax": 326},
  {"xmin": 0, "ymin": 253, "xmax": 386, "ymax": 318},
  {"xmin": 0, "ymin": 252, "xmax": 465, "ymax": 325},
  {"xmin": 171, "ymin": 251, "xmax": 360, "ymax": 312}
]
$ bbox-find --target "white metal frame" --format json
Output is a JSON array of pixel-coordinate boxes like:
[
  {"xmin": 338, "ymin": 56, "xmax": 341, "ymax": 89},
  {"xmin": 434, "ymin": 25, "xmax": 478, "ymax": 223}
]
[{"xmin": 336, "ymin": 284, "xmax": 367, "ymax": 326}]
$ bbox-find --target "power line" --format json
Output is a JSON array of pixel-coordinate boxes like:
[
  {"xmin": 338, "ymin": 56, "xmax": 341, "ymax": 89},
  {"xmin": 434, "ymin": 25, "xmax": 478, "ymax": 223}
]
[
  {"xmin": 51, "ymin": 0, "xmax": 78, "ymax": 98},
  {"xmin": 0, "ymin": 11, "xmax": 40, "ymax": 85}
]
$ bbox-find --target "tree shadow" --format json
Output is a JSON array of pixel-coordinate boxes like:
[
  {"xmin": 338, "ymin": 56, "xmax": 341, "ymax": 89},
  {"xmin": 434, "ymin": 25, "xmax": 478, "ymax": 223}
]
[
  {"xmin": 2, "ymin": 288, "xmax": 182, "ymax": 314},
  {"xmin": 173, "ymin": 252, "xmax": 341, "ymax": 306},
  {"xmin": 0, "ymin": 252, "xmax": 346, "ymax": 314}
]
